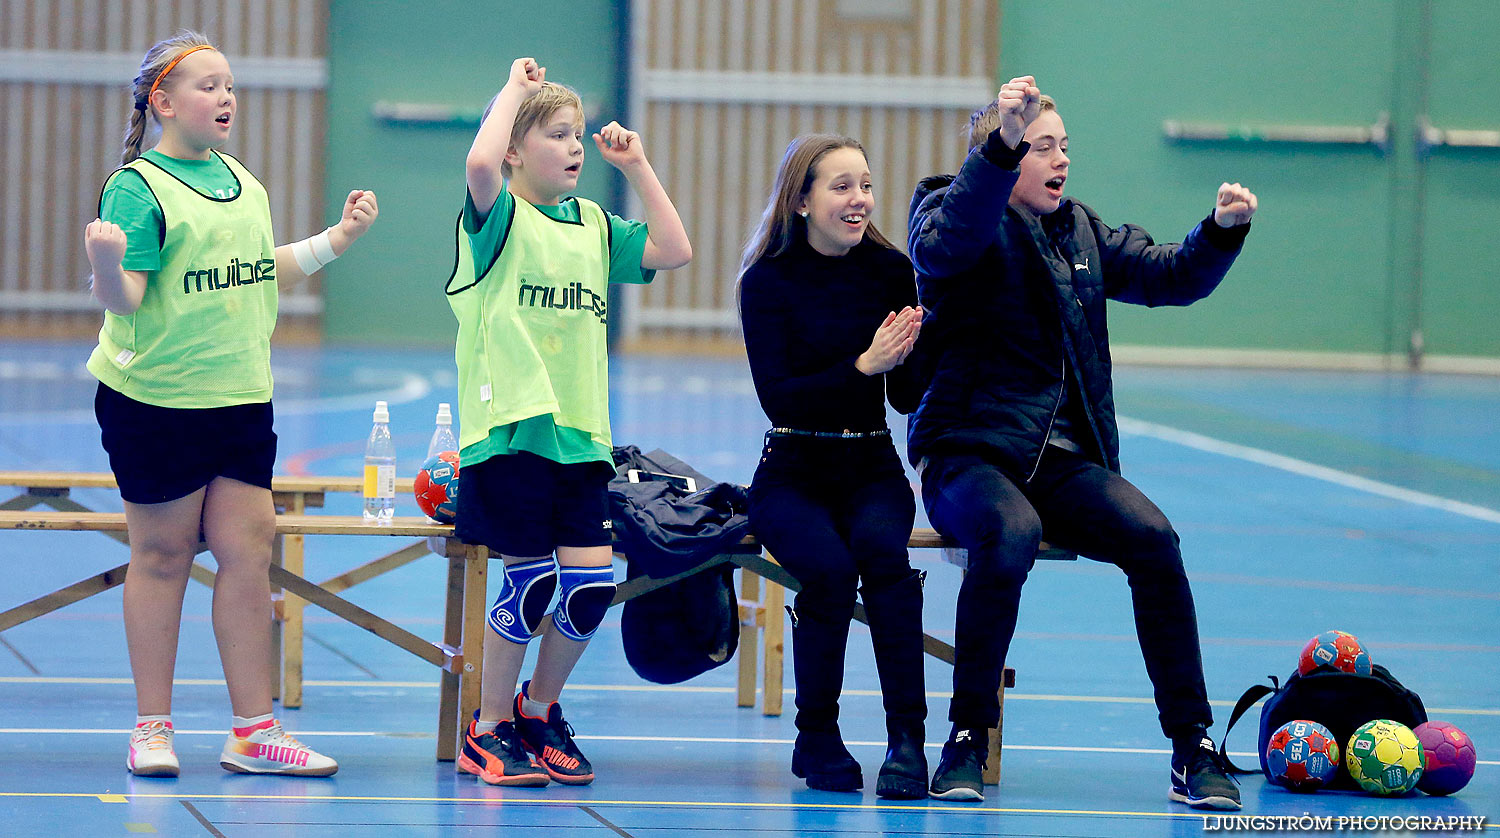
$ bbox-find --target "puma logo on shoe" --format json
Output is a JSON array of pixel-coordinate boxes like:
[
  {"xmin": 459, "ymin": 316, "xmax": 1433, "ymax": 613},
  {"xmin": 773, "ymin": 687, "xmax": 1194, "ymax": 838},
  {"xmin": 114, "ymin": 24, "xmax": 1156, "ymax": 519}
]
[{"xmin": 249, "ymin": 743, "xmax": 310, "ymax": 766}]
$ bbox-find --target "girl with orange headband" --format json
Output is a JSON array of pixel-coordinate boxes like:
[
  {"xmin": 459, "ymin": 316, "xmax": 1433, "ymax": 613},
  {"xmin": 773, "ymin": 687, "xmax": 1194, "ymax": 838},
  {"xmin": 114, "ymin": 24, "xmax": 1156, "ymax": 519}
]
[{"xmin": 84, "ymin": 30, "xmax": 378, "ymax": 778}]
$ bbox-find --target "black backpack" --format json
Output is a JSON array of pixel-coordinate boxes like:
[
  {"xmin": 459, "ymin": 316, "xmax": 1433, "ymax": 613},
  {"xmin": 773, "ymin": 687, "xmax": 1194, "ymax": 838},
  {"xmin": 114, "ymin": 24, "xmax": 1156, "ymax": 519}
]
[
  {"xmin": 1221, "ymin": 663, "xmax": 1427, "ymax": 790},
  {"xmin": 609, "ymin": 446, "xmax": 750, "ymax": 684}
]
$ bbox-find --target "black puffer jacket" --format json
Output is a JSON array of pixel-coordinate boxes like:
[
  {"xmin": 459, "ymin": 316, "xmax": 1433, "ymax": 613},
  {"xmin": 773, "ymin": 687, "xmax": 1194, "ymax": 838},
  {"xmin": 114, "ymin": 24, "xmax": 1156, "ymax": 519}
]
[{"xmin": 906, "ymin": 141, "xmax": 1248, "ymax": 478}]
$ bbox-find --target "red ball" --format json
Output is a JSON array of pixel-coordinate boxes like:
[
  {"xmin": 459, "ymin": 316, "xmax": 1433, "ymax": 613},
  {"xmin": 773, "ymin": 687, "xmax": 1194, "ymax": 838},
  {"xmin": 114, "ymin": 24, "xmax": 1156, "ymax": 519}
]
[
  {"xmin": 1414, "ymin": 721, "xmax": 1477, "ymax": 796},
  {"xmin": 1298, "ymin": 629, "xmax": 1371, "ymax": 676},
  {"xmin": 414, "ymin": 450, "xmax": 460, "ymax": 524}
]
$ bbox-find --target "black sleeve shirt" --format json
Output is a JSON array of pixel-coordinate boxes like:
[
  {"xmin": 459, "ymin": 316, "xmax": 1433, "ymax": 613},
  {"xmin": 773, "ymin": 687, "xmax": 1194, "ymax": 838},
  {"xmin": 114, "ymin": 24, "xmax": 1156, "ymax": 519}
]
[{"xmin": 740, "ymin": 237, "xmax": 922, "ymax": 432}]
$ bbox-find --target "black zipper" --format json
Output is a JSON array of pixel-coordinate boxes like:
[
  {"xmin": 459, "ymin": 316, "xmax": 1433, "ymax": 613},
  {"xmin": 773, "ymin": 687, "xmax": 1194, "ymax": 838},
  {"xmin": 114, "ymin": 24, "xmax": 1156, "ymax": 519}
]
[{"xmin": 1027, "ymin": 342, "xmax": 1065, "ymax": 483}]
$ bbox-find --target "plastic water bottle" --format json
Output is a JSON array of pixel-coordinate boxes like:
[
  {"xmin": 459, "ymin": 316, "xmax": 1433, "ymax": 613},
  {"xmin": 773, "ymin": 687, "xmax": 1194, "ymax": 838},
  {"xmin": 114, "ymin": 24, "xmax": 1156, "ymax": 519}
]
[
  {"xmin": 362, "ymin": 400, "xmax": 396, "ymax": 524},
  {"xmin": 427, "ymin": 402, "xmax": 457, "ymax": 459}
]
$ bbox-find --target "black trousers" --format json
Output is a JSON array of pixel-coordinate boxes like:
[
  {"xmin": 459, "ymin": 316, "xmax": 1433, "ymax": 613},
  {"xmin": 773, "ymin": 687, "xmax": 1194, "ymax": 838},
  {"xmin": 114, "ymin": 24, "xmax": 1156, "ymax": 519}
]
[
  {"xmin": 922, "ymin": 445, "xmax": 1213, "ymax": 737},
  {"xmin": 748, "ymin": 433, "xmax": 925, "ymax": 731}
]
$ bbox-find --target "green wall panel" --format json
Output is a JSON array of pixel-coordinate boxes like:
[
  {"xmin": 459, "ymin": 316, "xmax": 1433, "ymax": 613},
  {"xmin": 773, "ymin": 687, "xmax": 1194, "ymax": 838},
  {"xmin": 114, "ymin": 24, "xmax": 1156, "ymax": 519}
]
[
  {"xmin": 323, "ymin": 0, "xmax": 624, "ymax": 345},
  {"xmin": 998, "ymin": 0, "xmax": 1400, "ymax": 354},
  {"xmin": 316, "ymin": 2, "xmax": 1498, "ymax": 359},
  {"xmin": 1419, "ymin": 0, "xmax": 1500, "ymax": 357}
]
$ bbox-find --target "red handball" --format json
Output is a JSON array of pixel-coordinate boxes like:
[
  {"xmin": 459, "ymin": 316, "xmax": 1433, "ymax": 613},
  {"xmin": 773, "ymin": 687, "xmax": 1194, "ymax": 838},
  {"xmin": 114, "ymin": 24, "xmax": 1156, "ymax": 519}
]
[
  {"xmin": 1297, "ymin": 630, "xmax": 1372, "ymax": 676},
  {"xmin": 414, "ymin": 451, "xmax": 460, "ymax": 524},
  {"xmin": 1414, "ymin": 721, "xmax": 1477, "ymax": 796}
]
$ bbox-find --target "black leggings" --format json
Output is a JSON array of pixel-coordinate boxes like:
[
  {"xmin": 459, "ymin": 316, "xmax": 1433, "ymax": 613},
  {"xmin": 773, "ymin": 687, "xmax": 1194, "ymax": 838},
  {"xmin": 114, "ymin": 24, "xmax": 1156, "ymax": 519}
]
[
  {"xmin": 748, "ymin": 434, "xmax": 916, "ymax": 616},
  {"xmin": 749, "ymin": 432, "xmax": 924, "ymax": 733},
  {"xmin": 923, "ymin": 445, "xmax": 1213, "ymax": 737}
]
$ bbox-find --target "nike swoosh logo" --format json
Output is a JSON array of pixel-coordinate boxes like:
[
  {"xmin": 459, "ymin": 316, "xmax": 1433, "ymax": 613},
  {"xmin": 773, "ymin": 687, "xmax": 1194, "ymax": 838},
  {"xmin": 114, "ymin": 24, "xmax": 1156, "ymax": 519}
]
[{"xmin": 1172, "ymin": 767, "xmax": 1188, "ymax": 785}]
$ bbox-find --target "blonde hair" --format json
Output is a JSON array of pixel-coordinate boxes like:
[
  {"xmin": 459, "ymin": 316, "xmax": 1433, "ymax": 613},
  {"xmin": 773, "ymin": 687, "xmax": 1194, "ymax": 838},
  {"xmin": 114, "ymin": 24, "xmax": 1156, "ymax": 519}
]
[
  {"xmin": 738, "ymin": 134, "xmax": 895, "ymax": 278},
  {"xmin": 122, "ymin": 30, "xmax": 217, "ymax": 164},
  {"xmin": 967, "ymin": 93, "xmax": 1056, "ymax": 151},
  {"xmin": 483, "ymin": 82, "xmax": 585, "ymax": 179}
]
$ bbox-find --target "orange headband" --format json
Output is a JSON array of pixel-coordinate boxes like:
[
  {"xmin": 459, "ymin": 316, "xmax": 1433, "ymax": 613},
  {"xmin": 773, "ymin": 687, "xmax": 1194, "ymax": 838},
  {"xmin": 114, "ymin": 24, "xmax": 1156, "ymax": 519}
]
[{"xmin": 146, "ymin": 45, "xmax": 217, "ymax": 105}]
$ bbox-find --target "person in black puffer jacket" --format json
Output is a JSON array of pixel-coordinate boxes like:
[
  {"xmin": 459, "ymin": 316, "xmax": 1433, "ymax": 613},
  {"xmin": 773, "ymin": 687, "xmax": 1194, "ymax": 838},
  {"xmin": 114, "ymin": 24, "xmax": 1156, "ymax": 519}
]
[{"xmin": 907, "ymin": 76, "xmax": 1257, "ymax": 808}]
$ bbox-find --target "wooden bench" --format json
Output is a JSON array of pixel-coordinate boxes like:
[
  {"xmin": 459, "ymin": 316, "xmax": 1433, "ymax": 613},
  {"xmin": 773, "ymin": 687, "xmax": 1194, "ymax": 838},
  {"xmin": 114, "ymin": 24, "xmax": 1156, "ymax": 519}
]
[
  {"xmin": 0, "ymin": 507, "xmax": 771, "ymax": 760},
  {"xmin": 0, "ymin": 470, "xmax": 423, "ymax": 710},
  {"xmin": 1, "ymin": 472, "xmax": 1073, "ymax": 786}
]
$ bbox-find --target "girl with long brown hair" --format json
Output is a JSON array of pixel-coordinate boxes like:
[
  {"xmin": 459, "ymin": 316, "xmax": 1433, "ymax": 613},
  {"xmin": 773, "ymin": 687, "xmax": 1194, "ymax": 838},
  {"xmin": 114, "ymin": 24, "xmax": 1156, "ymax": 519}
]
[{"xmin": 738, "ymin": 134, "xmax": 928, "ymax": 799}]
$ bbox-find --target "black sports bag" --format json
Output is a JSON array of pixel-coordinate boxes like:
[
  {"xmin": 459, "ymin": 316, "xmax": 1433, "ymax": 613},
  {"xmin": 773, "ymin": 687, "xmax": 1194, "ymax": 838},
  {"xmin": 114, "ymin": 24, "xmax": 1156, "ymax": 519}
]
[{"xmin": 1220, "ymin": 663, "xmax": 1427, "ymax": 790}]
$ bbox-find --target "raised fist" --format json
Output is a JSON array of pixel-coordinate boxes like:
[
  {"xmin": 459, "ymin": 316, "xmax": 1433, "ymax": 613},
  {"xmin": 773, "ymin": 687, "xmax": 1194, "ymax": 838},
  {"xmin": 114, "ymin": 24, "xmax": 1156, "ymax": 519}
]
[
  {"xmin": 508, "ymin": 57, "xmax": 546, "ymax": 97},
  {"xmin": 995, "ymin": 75, "xmax": 1042, "ymax": 149},
  {"xmin": 1213, "ymin": 182, "xmax": 1257, "ymax": 227},
  {"xmin": 84, "ymin": 219, "xmax": 127, "ymax": 270}
]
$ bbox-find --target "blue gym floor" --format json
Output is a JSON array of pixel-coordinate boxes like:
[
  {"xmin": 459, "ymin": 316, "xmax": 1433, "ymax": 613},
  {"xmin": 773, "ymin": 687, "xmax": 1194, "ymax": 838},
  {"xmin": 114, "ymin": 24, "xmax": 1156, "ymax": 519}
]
[{"xmin": 0, "ymin": 339, "xmax": 1496, "ymax": 837}]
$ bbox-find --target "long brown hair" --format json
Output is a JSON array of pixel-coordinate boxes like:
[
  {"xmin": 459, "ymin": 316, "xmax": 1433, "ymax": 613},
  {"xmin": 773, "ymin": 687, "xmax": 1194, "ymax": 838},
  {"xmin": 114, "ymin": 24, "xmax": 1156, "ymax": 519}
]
[
  {"xmin": 121, "ymin": 30, "xmax": 216, "ymax": 165},
  {"xmin": 738, "ymin": 134, "xmax": 896, "ymax": 279}
]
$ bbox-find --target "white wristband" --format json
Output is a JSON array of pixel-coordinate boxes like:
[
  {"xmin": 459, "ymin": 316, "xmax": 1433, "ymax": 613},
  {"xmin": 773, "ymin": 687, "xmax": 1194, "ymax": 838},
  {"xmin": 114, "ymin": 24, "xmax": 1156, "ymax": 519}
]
[{"xmin": 290, "ymin": 229, "xmax": 338, "ymax": 275}]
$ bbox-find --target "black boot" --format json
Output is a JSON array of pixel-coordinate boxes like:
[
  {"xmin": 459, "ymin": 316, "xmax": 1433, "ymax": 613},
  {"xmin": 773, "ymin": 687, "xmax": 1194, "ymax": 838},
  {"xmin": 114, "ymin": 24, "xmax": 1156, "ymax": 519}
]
[
  {"xmin": 862, "ymin": 570, "xmax": 929, "ymax": 799},
  {"xmin": 876, "ymin": 721, "xmax": 928, "ymax": 799},
  {"xmin": 787, "ymin": 600, "xmax": 862, "ymax": 791},
  {"xmin": 790, "ymin": 729, "xmax": 862, "ymax": 791}
]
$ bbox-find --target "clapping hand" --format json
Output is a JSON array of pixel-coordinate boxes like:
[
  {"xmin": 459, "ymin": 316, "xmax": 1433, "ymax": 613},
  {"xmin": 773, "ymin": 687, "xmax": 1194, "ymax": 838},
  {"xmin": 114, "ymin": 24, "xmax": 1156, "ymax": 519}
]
[{"xmin": 856, "ymin": 306, "xmax": 923, "ymax": 375}]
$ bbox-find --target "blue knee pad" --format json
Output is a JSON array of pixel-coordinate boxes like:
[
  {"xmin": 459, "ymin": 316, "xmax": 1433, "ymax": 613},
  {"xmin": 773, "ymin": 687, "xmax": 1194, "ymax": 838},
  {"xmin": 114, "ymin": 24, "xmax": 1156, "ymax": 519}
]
[
  {"xmin": 488, "ymin": 557, "xmax": 558, "ymax": 644},
  {"xmin": 550, "ymin": 565, "xmax": 616, "ymax": 641}
]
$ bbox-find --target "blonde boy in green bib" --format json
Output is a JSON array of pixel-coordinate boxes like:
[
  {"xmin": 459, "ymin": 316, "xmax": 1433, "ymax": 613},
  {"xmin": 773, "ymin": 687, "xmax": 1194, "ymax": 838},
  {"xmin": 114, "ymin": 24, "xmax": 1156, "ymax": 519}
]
[
  {"xmin": 84, "ymin": 31, "xmax": 378, "ymax": 778},
  {"xmin": 449, "ymin": 57, "xmax": 691, "ymax": 787}
]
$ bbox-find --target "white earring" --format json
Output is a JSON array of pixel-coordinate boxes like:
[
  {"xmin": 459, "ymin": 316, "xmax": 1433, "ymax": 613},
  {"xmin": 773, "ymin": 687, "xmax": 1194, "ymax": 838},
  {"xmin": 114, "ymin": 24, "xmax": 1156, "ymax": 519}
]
[{"xmin": 799, "ymin": 211, "xmax": 808, "ymax": 217}]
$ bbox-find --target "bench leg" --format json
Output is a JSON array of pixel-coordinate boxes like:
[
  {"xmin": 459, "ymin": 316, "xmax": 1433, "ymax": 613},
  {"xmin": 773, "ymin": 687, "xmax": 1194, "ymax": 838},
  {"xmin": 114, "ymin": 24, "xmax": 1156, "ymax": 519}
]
[
  {"xmin": 280, "ymin": 520, "xmax": 306, "ymax": 708},
  {"xmin": 736, "ymin": 569, "xmax": 759, "ymax": 709},
  {"xmin": 437, "ymin": 552, "xmax": 465, "ymax": 761},
  {"xmin": 456, "ymin": 544, "xmax": 489, "ymax": 767},
  {"xmin": 270, "ymin": 534, "xmax": 282, "ymax": 703},
  {"xmin": 984, "ymin": 668, "xmax": 1014, "ymax": 786},
  {"xmin": 269, "ymin": 492, "xmax": 307, "ymax": 708},
  {"xmin": 762, "ymin": 577, "xmax": 784, "ymax": 716}
]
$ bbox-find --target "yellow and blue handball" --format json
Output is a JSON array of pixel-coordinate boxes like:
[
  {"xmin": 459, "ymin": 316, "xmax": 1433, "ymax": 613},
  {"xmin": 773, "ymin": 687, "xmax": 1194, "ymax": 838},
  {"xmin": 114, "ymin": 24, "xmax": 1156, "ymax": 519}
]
[
  {"xmin": 415, "ymin": 451, "xmax": 461, "ymax": 524},
  {"xmin": 1266, "ymin": 719, "xmax": 1340, "ymax": 792},
  {"xmin": 1346, "ymin": 719, "xmax": 1423, "ymax": 795}
]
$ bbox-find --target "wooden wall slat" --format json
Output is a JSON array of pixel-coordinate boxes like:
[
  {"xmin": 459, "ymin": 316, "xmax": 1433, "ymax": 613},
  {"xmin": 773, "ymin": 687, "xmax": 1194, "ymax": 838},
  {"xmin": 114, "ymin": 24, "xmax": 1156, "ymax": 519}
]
[
  {"xmin": 1, "ymin": 0, "xmax": 329, "ymax": 333},
  {"xmin": 631, "ymin": 0, "xmax": 994, "ymax": 339}
]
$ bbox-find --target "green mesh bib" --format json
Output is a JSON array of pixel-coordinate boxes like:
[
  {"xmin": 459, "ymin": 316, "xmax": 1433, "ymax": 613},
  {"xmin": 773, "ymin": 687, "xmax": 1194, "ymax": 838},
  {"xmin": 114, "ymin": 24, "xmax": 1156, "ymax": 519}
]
[
  {"xmin": 87, "ymin": 151, "xmax": 278, "ymax": 407},
  {"xmin": 446, "ymin": 195, "xmax": 613, "ymax": 457}
]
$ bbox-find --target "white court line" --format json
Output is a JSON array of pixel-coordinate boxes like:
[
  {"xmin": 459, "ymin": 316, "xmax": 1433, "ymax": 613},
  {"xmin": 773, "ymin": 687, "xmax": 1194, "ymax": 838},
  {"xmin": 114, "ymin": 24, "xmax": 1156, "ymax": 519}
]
[
  {"xmin": 1, "ymin": 677, "xmax": 1495, "ymax": 715},
  {"xmin": 0, "ymin": 372, "xmax": 430, "ymax": 425},
  {"xmin": 1, "ymin": 727, "xmax": 1497, "ymax": 768},
  {"xmin": 0, "ymin": 727, "xmax": 1242, "ymax": 757},
  {"xmin": 1118, "ymin": 416, "xmax": 1500, "ymax": 526}
]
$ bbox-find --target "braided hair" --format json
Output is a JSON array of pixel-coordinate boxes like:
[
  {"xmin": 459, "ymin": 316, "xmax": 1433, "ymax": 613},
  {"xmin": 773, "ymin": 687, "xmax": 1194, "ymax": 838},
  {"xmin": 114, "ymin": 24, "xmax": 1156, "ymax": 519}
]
[{"xmin": 121, "ymin": 30, "xmax": 215, "ymax": 164}]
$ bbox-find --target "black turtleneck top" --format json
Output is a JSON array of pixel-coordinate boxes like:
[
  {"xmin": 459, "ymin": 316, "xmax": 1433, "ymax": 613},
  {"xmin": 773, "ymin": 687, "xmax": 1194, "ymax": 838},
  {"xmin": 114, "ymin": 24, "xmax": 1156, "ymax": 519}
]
[{"xmin": 739, "ymin": 235, "xmax": 923, "ymax": 432}]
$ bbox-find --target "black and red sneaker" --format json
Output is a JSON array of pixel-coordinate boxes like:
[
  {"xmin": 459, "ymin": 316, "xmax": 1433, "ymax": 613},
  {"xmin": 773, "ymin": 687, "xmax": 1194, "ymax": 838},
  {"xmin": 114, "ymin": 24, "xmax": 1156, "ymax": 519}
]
[
  {"xmin": 513, "ymin": 684, "xmax": 595, "ymax": 785},
  {"xmin": 458, "ymin": 713, "xmax": 549, "ymax": 787}
]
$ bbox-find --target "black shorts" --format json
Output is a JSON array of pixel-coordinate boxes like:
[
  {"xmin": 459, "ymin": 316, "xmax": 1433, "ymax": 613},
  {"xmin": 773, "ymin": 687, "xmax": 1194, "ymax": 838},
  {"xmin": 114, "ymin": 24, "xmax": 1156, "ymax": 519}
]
[
  {"xmin": 94, "ymin": 382, "xmax": 276, "ymax": 505},
  {"xmin": 454, "ymin": 450, "xmax": 615, "ymax": 556}
]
